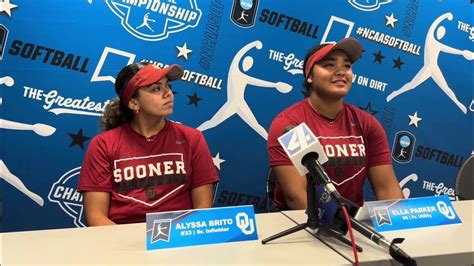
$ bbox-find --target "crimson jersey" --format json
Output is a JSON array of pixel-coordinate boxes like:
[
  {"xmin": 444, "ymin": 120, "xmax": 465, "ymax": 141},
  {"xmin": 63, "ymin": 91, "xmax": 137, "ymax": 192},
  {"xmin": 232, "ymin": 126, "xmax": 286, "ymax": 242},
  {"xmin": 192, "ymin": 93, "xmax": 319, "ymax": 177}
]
[
  {"xmin": 267, "ymin": 99, "xmax": 391, "ymax": 208},
  {"xmin": 78, "ymin": 121, "xmax": 219, "ymax": 224}
]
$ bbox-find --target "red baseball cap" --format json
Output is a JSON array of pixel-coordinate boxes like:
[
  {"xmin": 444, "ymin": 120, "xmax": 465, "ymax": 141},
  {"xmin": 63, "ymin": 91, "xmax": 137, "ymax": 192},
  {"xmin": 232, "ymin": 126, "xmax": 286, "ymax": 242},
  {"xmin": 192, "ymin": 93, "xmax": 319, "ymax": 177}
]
[
  {"xmin": 120, "ymin": 63, "xmax": 184, "ymax": 105},
  {"xmin": 304, "ymin": 38, "xmax": 362, "ymax": 78}
]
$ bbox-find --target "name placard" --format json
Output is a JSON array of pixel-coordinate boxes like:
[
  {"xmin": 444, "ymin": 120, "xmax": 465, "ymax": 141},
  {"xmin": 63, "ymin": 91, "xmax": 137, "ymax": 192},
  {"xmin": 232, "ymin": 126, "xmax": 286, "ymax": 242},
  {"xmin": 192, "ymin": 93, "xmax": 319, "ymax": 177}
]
[
  {"xmin": 364, "ymin": 195, "xmax": 461, "ymax": 232},
  {"xmin": 146, "ymin": 205, "xmax": 258, "ymax": 250}
]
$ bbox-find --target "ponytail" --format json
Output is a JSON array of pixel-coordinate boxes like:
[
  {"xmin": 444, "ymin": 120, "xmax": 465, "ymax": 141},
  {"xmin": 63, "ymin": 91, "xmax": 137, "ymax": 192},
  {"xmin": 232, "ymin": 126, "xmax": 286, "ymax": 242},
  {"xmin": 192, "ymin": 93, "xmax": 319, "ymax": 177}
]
[{"xmin": 100, "ymin": 98, "xmax": 134, "ymax": 131}]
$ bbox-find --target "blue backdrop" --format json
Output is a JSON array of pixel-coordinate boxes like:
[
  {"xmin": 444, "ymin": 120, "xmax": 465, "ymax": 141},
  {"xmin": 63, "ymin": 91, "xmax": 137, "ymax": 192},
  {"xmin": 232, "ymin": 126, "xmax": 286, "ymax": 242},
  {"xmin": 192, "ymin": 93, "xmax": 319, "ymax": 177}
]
[{"xmin": 0, "ymin": 0, "xmax": 472, "ymax": 232}]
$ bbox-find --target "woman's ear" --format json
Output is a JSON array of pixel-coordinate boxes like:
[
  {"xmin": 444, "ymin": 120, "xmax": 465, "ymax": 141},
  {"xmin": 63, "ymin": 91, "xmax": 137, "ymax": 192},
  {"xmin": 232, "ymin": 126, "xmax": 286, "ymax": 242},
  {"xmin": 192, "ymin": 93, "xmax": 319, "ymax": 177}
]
[{"xmin": 128, "ymin": 98, "xmax": 139, "ymax": 113}]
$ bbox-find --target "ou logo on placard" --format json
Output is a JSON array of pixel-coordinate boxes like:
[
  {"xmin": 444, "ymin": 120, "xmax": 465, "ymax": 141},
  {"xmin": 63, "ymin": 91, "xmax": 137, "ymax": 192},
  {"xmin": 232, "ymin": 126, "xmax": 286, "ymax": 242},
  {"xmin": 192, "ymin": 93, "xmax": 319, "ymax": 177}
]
[
  {"xmin": 235, "ymin": 213, "xmax": 255, "ymax": 235},
  {"xmin": 436, "ymin": 201, "xmax": 456, "ymax": 220}
]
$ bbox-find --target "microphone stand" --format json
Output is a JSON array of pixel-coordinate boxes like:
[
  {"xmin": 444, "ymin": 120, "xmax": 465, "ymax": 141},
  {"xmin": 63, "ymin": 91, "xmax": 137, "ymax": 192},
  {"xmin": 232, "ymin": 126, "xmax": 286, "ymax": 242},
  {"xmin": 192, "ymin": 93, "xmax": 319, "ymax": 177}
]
[
  {"xmin": 261, "ymin": 172, "xmax": 318, "ymax": 244},
  {"xmin": 303, "ymin": 156, "xmax": 417, "ymax": 266},
  {"xmin": 261, "ymin": 172, "xmax": 363, "ymax": 252},
  {"xmin": 329, "ymin": 198, "xmax": 417, "ymax": 266}
]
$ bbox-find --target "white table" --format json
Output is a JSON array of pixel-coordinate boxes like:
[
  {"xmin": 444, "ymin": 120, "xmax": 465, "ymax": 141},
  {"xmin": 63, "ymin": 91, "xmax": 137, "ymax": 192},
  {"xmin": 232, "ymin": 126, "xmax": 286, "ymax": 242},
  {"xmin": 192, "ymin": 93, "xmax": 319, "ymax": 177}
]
[
  {"xmin": 0, "ymin": 212, "xmax": 349, "ymax": 265},
  {"xmin": 283, "ymin": 200, "xmax": 474, "ymax": 265}
]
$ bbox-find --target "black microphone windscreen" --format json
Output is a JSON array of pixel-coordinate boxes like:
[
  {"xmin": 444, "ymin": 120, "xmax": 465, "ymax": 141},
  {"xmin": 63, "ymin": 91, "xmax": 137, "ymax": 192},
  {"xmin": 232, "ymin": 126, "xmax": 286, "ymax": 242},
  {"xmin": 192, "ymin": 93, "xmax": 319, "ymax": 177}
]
[{"xmin": 283, "ymin": 125, "xmax": 296, "ymax": 133}]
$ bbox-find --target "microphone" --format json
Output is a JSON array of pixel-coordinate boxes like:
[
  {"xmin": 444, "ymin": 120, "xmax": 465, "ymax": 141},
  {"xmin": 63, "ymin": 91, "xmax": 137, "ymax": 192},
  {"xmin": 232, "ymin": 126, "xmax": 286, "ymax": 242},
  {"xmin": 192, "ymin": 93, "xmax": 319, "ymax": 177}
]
[
  {"xmin": 280, "ymin": 123, "xmax": 416, "ymax": 265},
  {"xmin": 316, "ymin": 186, "xmax": 358, "ymax": 232},
  {"xmin": 278, "ymin": 123, "xmax": 328, "ymax": 175},
  {"xmin": 283, "ymin": 125, "xmax": 296, "ymax": 133},
  {"xmin": 278, "ymin": 123, "xmax": 340, "ymax": 202},
  {"xmin": 302, "ymin": 152, "xmax": 341, "ymax": 203}
]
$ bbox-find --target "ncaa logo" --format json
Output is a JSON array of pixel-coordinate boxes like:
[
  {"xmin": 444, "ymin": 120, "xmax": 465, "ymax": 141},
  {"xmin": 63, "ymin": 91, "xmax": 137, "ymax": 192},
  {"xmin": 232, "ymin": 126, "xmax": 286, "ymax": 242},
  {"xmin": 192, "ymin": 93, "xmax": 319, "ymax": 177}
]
[
  {"xmin": 151, "ymin": 219, "xmax": 172, "ymax": 243},
  {"xmin": 392, "ymin": 131, "xmax": 416, "ymax": 163},
  {"xmin": 106, "ymin": 0, "xmax": 202, "ymax": 41},
  {"xmin": 374, "ymin": 206, "xmax": 392, "ymax": 226},
  {"xmin": 48, "ymin": 167, "xmax": 85, "ymax": 227},
  {"xmin": 230, "ymin": 0, "xmax": 260, "ymax": 28}
]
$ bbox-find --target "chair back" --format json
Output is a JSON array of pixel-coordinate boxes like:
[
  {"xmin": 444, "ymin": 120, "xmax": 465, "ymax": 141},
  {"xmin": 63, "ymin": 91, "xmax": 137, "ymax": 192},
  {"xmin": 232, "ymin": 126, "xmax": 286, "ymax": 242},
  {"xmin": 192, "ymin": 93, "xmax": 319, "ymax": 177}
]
[
  {"xmin": 212, "ymin": 182, "xmax": 219, "ymax": 205},
  {"xmin": 455, "ymin": 154, "xmax": 474, "ymax": 200},
  {"xmin": 265, "ymin": 168, "xmax": 278, "ymax": 212}
]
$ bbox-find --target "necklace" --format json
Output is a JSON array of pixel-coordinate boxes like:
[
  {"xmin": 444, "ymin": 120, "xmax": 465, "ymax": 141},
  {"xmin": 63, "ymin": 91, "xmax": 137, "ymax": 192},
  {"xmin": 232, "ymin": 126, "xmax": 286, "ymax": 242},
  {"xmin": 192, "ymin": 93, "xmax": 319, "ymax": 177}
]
[
  {"xmin": 144, "ymin": 124, "xmax": 163, "ymax": 142},
  {"xmin": 307, "ymin": 98, "xmax": 340, "ymax": 124},
  {"xmin": 130, "ymin": 120, "xmax": 166, "ymax": 142},
  {"xmin": 146, "ymin": 136, "xmax": 157, "ymax": 142}
]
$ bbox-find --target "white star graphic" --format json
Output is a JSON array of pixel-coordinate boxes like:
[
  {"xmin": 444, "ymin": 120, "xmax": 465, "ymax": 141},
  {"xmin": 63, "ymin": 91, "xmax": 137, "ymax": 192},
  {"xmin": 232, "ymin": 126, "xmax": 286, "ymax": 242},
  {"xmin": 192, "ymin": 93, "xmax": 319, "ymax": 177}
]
[
  {"xmin": 212, "ymin": 152, "xmax": 225, "ymax": 170},
  {"xmin": 408, "ymin": 112, "xmax": 422, "ymax": 127},
  {"xmin": 0, "ymin": 0, "xmax": 17, "ymax": 17},
  {"xmin": 176, "ymin": 43, "xmax": 192, "ymax": 60},
  {"xmin": 385, "ymin": 13, "xmax": 398, "ymax": 28}
]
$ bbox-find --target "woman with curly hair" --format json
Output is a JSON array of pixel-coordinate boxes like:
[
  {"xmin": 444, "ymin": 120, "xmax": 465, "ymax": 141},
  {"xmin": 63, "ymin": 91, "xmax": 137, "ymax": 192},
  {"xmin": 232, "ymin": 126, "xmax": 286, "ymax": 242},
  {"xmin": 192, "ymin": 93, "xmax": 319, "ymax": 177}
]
[{"xmin": 78, "ymin": 62, "xmax": 219, "ymax": 225}]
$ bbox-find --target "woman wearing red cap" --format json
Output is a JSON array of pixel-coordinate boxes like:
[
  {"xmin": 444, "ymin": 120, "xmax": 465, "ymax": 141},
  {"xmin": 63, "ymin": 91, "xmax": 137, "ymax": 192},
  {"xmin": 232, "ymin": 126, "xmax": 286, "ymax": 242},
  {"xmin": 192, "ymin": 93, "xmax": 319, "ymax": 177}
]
[
  {"xmin": 267, "ymin": 38, "xmax": 403, "ymax": 210},
  {"xmin": 78, "ymin": 62, "xmax": 219, "ymax": 225}
]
